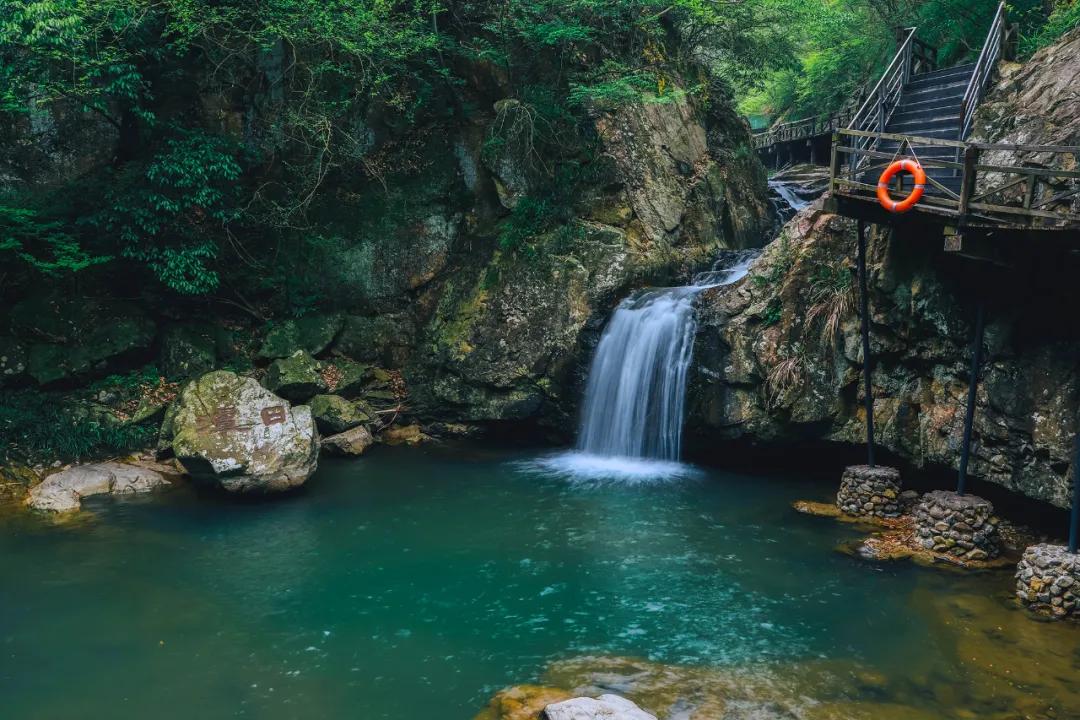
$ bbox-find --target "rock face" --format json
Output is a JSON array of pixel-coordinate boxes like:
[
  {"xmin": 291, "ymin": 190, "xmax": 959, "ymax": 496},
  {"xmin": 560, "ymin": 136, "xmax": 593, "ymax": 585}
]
[
  {"xmin": 405, "ymin": 87, "xmax": 772, "ymax": 427},
  {"xmin": 308, "ymin": 394, "xmax": 372, "ymax": 434},
  {"xmin": 969, "ymin": 27, "xmax": 1080, "ymax": 217},
  {"xmin": 165, "ymin": 371, "xmax": 318, "ymax": 493},
  {"xmin": 689, "ymin": 201, "xmax": 1080, "ymax": 509},
  {"xmin": 25, "ymin": 462, "xmax": 169, "ymax": 513},
  {"xmin": 542, "ymin": 695, "xmax": 657, "ymax": 720}
]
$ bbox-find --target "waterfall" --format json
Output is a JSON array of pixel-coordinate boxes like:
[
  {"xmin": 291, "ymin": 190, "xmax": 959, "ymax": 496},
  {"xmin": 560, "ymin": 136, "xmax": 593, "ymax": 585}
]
[{"xmin": 575, "ymin": 251, "xmax": 759, "ymax": 463}]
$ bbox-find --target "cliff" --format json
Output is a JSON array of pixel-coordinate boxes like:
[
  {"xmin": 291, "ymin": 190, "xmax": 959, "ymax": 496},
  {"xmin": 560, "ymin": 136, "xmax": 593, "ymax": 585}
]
[{"xmin": 688, "ymin": 30, "xmax": 1080, "ymax": 509}]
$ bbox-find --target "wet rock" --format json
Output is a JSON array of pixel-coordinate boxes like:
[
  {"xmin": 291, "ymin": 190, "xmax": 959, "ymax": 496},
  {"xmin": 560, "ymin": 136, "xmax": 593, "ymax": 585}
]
[
  {"xmin": 257, "ymin": 314, "xmax": 344, "ymax": 360},
  {"xmin": 543, "ymin": 695, "xmax": 656, "ymax": 720},
  {"xmin": 321, "ymin": 425, "xmax": 375, "ymax": 456},
  {"xmin": 308, "ymin": 394, "xmax": 372, "ymax": 435},
  {"xmin": 378, "ymin": 424, "xmax": 428, "ymax": 446},
  {"xmin": 166, "ymin": 371, "xmax": 318, "ymax": 493},
  {"xmin": 263, "ymin": 350, "xmax": 327, "ymax": 403},
  {"xmin": 474, "ymin": 685, "xmax": 574, "ymax": 720},
  {"xmin": 25, "ymin": 462, "xmax": 169, "ymax": 513}
]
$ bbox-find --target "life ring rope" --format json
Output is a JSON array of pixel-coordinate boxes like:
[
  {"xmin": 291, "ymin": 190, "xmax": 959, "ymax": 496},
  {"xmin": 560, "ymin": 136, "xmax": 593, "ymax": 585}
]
[{"xmin": 877, "ymin": 159, "xmax": 926, "ymax": 213}]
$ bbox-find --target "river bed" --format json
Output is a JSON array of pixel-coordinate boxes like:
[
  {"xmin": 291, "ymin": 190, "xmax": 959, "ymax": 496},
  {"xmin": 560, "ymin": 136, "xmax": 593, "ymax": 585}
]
[{"xmin": 2, "ymin": 444, "xmax": 1079, "ymax": 719}]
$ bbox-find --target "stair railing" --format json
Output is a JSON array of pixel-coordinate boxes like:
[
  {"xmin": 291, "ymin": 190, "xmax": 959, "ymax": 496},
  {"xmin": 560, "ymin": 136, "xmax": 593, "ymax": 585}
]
[
  {"xmin": 846, "ymin": 27, "xmax": 917, "ymax": 173},
  {"xmin": 960, "ymin": 1, "xmax": 1007, "ymax": 140}
]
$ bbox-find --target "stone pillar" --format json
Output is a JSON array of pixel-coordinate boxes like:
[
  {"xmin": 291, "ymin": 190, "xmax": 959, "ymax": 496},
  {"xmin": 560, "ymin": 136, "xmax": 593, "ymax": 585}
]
[
  {"xmin": 1016, "ymin": 544, "xmax": 1080, "ymax": 618},
  {"xmin": 913, "ymin": 490, "xmax": 1001, "ymax": 561},
  {"xmin": 837, "ymin": 465, "xmax": 902, "ymax": 518}
]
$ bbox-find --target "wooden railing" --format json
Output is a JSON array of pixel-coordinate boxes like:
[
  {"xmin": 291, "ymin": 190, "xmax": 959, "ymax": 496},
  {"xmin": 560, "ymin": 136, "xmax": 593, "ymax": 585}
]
[
  {"xmin": 829, "ymin": 128, "xmax": 1080, "ymax": 229},
  {"xmin": 960, "ymin": 2, "xmax": 1010, "ymax": 139},
  {"xmin": 845, "ymin": 28, "xmax": 920, "ymax": 174},
  {"xmin": 751, "ymin": 109, "xmax": 853, "ymax": 150}
]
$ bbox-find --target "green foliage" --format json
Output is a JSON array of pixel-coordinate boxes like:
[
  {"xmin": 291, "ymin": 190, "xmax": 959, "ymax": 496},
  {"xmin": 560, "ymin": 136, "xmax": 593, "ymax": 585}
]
[
  {"xmin": 87, "ymin": 131, "xmax": 244, "ymax": 294},
  {"xmin": 0, "ymin": 205, "xmax": 110, "ymax": 275},
  {"xmin": 1021, "ymin": 0, "xmax": 1080, "ymax": 54},
  {"xmin": 0, "ymin": 390, "xmax": 158, "ymax": 463},
  {"xmin": 762, "ymin": 299, "xmax": 783, "ymax": 327},
  {"xmin": 741, "ymin": 0, "xmax": 1059, "ymax": 123}
]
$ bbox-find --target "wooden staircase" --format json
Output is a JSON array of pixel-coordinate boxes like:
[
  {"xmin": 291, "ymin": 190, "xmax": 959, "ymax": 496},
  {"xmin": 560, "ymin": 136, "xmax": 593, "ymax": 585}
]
[
  {"xmin": 828, "ymin": 2, "xmax": 1080, "ymax": 236},
  {"xmin": 876, "ymin": 62, "xmax": 977, "ymax": 198}
]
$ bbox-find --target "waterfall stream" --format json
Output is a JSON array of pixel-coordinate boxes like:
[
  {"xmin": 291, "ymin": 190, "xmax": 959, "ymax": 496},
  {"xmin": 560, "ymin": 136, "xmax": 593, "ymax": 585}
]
[{"xmin": 539, "ymin": 251, "xmax": 757, "ymax": 480}]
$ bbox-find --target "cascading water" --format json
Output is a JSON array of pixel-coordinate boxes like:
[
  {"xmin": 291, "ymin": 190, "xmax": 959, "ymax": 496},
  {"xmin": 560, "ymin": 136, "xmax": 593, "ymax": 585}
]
[{"xmin": 538, "ymin": 251, "xmax": 757, "ymax": 480}]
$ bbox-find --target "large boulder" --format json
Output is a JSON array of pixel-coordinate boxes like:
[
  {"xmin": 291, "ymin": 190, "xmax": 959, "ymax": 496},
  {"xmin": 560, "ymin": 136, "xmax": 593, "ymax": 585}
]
[
  {"xmin": 263, "ymin": 350, "xmax": 327, "ymax": 403},
  {"xmin": 25, "ymin": 462, "xmax": 169, "ymax": 513},
  {"xmin": 543, "ymin": 695, "xmax": 656, "ymax": 720},
  {"xmin": 257, "ymin": 314, "xmax": 344, "ymax": 360},
  {"xmin": 166, "ymin": 371, "xmax": 318, "ymax": 493}
]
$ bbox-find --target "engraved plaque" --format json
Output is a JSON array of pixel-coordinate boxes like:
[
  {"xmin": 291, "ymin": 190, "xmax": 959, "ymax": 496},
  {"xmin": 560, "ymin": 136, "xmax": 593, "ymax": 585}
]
[
  {"xmin": 261, "ymin": 405, "xmax": 287, "ymax": 426},
  {"xmin": 212, "ymin": 407, "xmax": 239, "ymax": 432}
]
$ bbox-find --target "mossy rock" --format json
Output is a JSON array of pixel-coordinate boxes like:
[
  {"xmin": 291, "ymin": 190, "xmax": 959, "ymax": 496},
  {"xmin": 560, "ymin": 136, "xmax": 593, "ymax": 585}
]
[
  {"xmin": 17, "ymin": 296, "xmax": 156, "ymax": 385},
  {"xmin": 323, "ymin": 358, "xmax": 373, "ymax": 398},
  {"xmin": 168, "ymin": 370, "xmax": 318, "ymax": 494},
  {"xmin": 0, "ymin": 336, "xmax": 28, "ymax": 387},
  {"xmin": 257, "ymin": 314, "xmax": 344, "ymax": 360},
  {"xmin": 333, "ymin": 314, "xmax": 415, "ymax": 368},
  {"xmin": 160, "ymin": 323, "xmax": 217, "ymax": 378},
  {"xmin": 0, "ymin": 464, "xmax": 40, "ymax": 503},
  {"xmin": 263, "ymin": 350, "xmax": 327, "ymax": 403},
  {"xmin": 309, "ymin": 394, "xmax": 373, "ymax": 434}
]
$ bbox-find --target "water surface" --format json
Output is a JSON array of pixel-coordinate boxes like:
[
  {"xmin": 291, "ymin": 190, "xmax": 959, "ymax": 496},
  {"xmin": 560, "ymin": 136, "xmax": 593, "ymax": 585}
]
[{"xmin": 2, "ymin": 445, "xmax": 1078, "ymax": 719}]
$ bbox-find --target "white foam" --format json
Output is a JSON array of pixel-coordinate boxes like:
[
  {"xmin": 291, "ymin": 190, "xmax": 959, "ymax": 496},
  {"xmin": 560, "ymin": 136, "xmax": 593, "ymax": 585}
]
[{"xmin": 522, "ymin": 452, "xmax": 700, "ymax": 484}]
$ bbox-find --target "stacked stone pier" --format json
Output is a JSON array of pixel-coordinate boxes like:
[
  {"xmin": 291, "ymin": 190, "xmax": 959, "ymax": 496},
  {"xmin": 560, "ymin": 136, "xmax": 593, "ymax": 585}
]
[
  {"xmin": 1016, "ymin": 544, "xmax": 1080, "ymax": 618},
  {"xmin": 837, "ymin": 465, "xmax": 902, "ymax": 518},
  {"xmin": 913, "ymin": 490, "xmax": 1001, "ymax": 562}
]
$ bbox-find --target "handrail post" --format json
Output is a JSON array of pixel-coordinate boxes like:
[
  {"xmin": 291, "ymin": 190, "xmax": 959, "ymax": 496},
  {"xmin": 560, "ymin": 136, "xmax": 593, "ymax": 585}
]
[
  {"xmin": 958, "ymin": 146, "xmax": 980, "ymax": 217},
  {"xmin": 857, "ymin": 220, "xmax": 876, "ymax": 467},
  {"xmin": 830, "ymin": 132, "xmax": 841, "ymax": 193}
]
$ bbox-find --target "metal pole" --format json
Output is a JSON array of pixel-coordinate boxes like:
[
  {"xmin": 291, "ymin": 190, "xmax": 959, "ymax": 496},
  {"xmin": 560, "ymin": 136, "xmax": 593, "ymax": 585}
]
[
  {"xmin": 957, "ymin": 302, "xmax": 986, "ymax": 496},
  {"xmin": 1070, "ymin": 430, "xmax": 1080, "ymax": 553},
  {"xmin": 857, "ymin": 220, "xmax": 876, "ymax": 467}
]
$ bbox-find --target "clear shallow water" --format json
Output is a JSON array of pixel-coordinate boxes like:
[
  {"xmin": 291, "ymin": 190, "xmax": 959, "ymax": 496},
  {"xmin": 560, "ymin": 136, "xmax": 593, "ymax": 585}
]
[{"xmin": 2, "ymin": 445, "xmax": 1079, "ymax": 719}]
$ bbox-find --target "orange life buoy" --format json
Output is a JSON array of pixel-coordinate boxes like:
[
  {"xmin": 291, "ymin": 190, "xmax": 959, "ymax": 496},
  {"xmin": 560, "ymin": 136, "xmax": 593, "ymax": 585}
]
[{"xmin": 877, "ymin": 159, "xmax": 926, "ymax": 213}]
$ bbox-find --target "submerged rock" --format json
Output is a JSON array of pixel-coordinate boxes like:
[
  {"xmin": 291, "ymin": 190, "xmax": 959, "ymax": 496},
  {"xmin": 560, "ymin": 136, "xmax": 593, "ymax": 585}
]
[
  {"xmin": 321, "ymin": 425, "xmax": 375, "ymax": 456},
  {"xmin": 166, "ymin": 371, "xmax": 318, "ymax": 493},
  {"xmin": 543, "ymin": 695, "xmax": 656, "ymax": 720},
  {"xmin": 25, "ymin": 462, "xmax": 169, "ymax": 513},
  {"xmin": 263, "ymin": 350, "xmax": 327, "ymax": 403}
]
